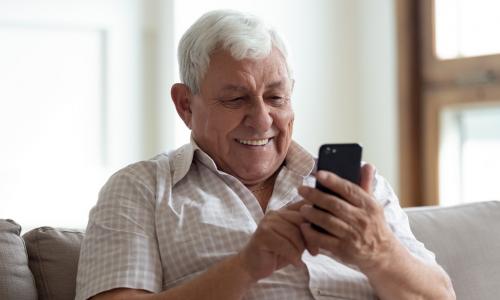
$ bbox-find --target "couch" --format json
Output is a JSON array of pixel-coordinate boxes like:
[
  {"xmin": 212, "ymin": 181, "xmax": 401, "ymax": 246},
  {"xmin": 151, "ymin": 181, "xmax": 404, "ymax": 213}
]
[{"xmin": 1, "ymin": 200, "xmax": 499, "ymax": 300}]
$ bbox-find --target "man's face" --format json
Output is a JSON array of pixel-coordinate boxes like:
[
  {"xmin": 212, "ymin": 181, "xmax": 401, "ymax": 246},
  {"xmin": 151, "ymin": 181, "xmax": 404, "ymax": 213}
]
[{"xmin": 189, "ymin": 48, "xmax": 294, "ymax": 185}]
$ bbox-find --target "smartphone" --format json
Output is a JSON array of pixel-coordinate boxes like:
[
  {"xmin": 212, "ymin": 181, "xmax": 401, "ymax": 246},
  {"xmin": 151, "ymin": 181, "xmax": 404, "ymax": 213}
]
[{"xmin": 312, "ymin": 143, "xmax": 362, "ymax": 233}]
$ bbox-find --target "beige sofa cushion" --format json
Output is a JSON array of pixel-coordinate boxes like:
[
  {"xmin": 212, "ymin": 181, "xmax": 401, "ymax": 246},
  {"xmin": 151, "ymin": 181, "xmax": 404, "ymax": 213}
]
[
  {"xmin": 23, "ymin": 227, "xmax": 84, "ymax": 300},
  {"xmin": 406, "ymin": 200, "xmax": 500, "ymax": 300},
  {"xmin": 0, "ymin": 219, "xmax": 38, "ymax": 300}
]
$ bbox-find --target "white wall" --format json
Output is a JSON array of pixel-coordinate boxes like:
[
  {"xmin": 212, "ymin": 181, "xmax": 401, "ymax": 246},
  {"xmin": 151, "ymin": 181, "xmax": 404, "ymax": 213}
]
[
  {"xmin": 0, "ymin": 0, "xmax": 148, "ymax": 229},
  {"xmin": 356, "ymin": 0, "xmax": 399, "ymax": 192}
]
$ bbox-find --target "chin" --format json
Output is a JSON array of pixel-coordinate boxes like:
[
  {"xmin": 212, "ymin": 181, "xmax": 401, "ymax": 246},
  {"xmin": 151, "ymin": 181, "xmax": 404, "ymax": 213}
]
[{"xmin": 234, "ymin": 165, "xmax": 277, "ymax": 185}]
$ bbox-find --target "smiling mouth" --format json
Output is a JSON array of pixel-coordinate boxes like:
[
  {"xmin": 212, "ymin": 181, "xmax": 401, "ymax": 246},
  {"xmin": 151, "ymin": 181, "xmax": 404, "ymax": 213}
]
[{"xmin": 236, "ymin": 138, "xmax": 272, "ymax": 146}]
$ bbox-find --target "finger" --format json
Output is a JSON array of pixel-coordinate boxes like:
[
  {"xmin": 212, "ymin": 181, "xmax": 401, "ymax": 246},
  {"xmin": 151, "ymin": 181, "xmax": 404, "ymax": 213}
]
[
  {"xmin": 300, "ymin": 223, "xmax": 319, "ymax": 255},
  {"xmin": 300, "ymin": 204, "xmax": 351, "ymax": 238},
  {"xmin": 299, "ymin": 185, "xmax": 378, "ymax": 233},
  {"xmin": 298, "ymin": 185, "xmax": 357, "ymax": 219},
  {"xmin": 278, "ymin": 210, "xmax": 305, "ymax": 227},
  {"xmin": 268, "ymin": 213, "xmax": 306, "ymax": 257},
  {"xmin": 360, "ymin": 163, "xmax": 375, "ymax": 194},
  {"xmin": 284, "ymin": 200, "xmax": 309, "ymax": 211},
  {"xmin": 301, "ymin": 223, "xmax": 340, "ymax": 255},
  {"xmin": 263, "ymin": 225, "xmax": 304, "ymax": 267},
  {"xmin": 315, "ymin": 171, "xmax": 367, "ymax": 207}
]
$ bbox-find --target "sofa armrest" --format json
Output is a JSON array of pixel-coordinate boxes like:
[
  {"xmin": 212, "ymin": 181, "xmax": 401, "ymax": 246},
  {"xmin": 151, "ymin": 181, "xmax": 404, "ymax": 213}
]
[
  {"xmin": 406, "ymin": 201, "xmax": 500, "ymax": 300},
  {"xmin": 0, "ymin": 219, "xmax": 38, "ymax": 300}
]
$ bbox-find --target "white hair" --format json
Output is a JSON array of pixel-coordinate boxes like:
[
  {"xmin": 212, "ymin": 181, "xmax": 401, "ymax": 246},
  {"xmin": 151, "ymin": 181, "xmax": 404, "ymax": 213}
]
[{"xmin": 177, "ymin": 9, "xmax": 292, "ymax": 94}]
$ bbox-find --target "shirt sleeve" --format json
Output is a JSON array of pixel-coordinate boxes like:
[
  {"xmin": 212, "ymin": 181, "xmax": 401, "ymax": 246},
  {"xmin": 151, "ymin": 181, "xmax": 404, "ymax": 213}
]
[
  {"xmin": 75, "ymin": 165, "xmax": 163, "ymax": 300},
  {"xmin": 372, "ymin": 171, "xmax": 437, "ymax": 264}
]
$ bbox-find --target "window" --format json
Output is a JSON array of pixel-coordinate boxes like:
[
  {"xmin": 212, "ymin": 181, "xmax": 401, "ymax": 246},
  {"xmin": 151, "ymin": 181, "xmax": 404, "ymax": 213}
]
[
  {"xmin": 439, "ymin": 104, "xmax": 500, "ymax": 205},
  {"xmin": 397, "ymin": 0, "xmax": 500, "ymax": 206},
  {"xmin": 0, "ymin": 26, "xmax": 106, "ymax": 228},
  {"xmin": 435, "ymin": 0, "xmax": 500, "ymax": 59}
]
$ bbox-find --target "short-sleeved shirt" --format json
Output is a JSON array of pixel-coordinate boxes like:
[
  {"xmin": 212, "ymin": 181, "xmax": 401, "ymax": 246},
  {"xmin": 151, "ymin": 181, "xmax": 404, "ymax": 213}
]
[{"xmin": 75, "ymin": 139, "xmax": 436, "ymax": 300}]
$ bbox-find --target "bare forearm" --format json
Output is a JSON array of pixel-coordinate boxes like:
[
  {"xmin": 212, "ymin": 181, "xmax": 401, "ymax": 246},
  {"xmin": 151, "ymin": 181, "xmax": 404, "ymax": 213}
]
[
  {"xmin": 362, "ymin": 244, "xmax": 455, "ymax": 300},
  {"xmin": 93, "ymin": 254, "xmax": 255, "ymax": 300}
]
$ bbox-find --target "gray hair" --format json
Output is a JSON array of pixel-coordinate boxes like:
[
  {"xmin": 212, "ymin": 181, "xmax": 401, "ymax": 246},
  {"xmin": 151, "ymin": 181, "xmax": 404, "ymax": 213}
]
[{"xmin": 177, "ymin": 9, "xmax": 292, "ymax": 94}]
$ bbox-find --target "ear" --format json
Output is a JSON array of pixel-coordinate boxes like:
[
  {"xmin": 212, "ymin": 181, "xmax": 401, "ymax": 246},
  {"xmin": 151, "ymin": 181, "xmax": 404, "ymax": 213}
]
[{"xmin": 171, "ymin": 83, "xmax": 193, "ymax": 129}]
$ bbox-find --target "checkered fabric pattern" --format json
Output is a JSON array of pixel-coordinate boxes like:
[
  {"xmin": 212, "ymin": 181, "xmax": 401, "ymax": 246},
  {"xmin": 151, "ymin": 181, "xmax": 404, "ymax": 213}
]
[{"xmin": 75, "ymin": 139, "xmax": 436, "ymax": 300}]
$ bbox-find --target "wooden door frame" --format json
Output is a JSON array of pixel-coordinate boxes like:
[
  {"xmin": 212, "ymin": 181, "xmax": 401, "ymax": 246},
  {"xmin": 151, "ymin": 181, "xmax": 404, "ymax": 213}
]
[{"xmin": 396, "ymin": 0, "xmax": 423, "ymax": 207}]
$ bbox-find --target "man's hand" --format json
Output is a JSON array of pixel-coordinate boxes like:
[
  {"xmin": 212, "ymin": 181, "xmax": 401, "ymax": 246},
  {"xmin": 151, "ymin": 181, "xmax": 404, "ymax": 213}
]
[
  {"xmin": 237, "ymin": 201, "xmax": 309, "ymax": 282},
  {"xmin": 297, "ymin": 164, "xmax": 397, "ymax": 271},
  {"xmin": 297, "ymin": 164, "xmax": 456, "ymax": 299}
]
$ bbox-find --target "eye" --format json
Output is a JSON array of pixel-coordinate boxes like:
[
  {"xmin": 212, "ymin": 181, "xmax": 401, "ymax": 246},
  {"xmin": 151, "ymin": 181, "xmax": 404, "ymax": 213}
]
[
  {"xmin": 220, "ymin": 96, "xmax": 245, "ymax": 108},
  {"xmin": 267, "ymin": 95, "xmax": 287, "ymax": 106}
]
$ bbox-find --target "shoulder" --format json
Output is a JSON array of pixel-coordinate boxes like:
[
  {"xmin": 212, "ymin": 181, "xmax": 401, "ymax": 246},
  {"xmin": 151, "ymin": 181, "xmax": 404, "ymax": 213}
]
[
  {"xmin": 106, "ymin": 153, "xmax": 171, "ymax": 189},
  {"xmin": 97, "ymin": 143, "xmax": 194, "ymax": 205},
  {"xmin": 94, "ymin": 153, "xmax": 176, "ymax": 211}
]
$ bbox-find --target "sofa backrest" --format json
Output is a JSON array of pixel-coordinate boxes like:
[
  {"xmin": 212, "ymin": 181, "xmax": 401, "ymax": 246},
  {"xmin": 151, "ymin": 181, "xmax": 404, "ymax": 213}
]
[
  {"xmin": 406, "ymin": 200, "xmax": 500, "ymax": 300},
  {"xmin": 2, "ymin": 201, "xmax": 500, "ymax": 299},
  {"xmin": 0, "ymin": 219, "xmax": 84, "ymax": 300},
  {"xmin": 0, "ymin": 219, "xmax": 38, "ymax": 300},
  {"xmin": 23, "ymin": 227, "xmax": 84, "ymax": 300}
]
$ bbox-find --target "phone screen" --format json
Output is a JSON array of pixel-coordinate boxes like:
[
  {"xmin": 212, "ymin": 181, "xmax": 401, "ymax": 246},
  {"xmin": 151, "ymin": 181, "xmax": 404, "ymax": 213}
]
[
  {"xmin": 316, "ymin": 143, "xmax": 362, "ymax": 196},
  {"xmin": 313, "ymin": 143, "xmax": 362, "ymax": 233}
]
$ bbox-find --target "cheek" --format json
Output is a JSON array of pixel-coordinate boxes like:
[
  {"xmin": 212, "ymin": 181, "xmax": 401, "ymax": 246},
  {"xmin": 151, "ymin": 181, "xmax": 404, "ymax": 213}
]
[
  {"xmin": 277, "ymin": 109, "xmax": 294, "ymax": 136},
  {"xmin": 287, "ymin": 112, "xmax": 294, "ymax": 134},
  {"xmin": 275, "ymin": 109, "xmax": 294, "ymax": 151},
  {"xmin": 204, "ymin": 110, "xmax": 244, "ymax": 140}
]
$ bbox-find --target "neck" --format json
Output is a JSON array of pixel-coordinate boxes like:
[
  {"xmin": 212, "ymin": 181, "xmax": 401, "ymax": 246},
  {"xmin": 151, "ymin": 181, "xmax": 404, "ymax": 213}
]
[
  {"xmin": 246, "ymin": 173, "xmax": 278, "ymax": 211},
  {"xmin": 246, "ymin": 172, "xmax": 277, "ymax": 191}
]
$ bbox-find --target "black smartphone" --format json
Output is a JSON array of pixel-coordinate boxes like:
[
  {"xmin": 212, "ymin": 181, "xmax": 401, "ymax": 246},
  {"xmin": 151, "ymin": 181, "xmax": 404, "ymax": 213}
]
[{"xmin": 312, "ymin": 143, "xmax": 362, "ymax": 233}]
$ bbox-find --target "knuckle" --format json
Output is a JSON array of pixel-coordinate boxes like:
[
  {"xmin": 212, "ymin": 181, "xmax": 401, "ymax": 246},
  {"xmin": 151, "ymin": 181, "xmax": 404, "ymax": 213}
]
[
  {"xmin": 342, "ymin": 182, "xmax": 357, "ymax": 198},
  {"xmin": 333, "ymin": 199, "xmax": 344, "ymax": 211},
  {"xmin": 259, "ymin": 222, "xmax": 272, "ymax": 233},
  {"xmin": 267, "ymin": 210, "xmax": 278, "ymax": 217},
  {"xmin": 324, "ymin": 215, "xmax": 336, "ymax": 229},
  {"xmin": 366, "ymin": 200, "xmax": 382, "ymax": 216},
  {"xmin": 355, "ymin": 214, "xmax": 369, "ymax": 231},
  {"xmin": 316, "ymin": 211, "xmax": 328, "ymax": 226}
]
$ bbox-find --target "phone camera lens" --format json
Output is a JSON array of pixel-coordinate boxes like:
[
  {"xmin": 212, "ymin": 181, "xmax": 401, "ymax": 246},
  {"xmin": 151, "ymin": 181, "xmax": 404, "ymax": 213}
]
[{"xmin": 325, "ymin": 147, "xmax": 331, "ymax": 154}]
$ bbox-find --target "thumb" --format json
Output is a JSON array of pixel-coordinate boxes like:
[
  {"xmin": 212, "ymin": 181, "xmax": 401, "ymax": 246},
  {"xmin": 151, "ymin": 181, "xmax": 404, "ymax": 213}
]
[{"xmin": 360, "ymin": 163, "xmax": 375, "ymax": 194}]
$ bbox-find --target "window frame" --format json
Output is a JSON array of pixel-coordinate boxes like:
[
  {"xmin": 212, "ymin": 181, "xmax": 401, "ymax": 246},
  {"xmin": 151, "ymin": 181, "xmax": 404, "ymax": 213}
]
[{"xmin": 397, "ymin": 0, "xmax": 500, "ymax": 206}]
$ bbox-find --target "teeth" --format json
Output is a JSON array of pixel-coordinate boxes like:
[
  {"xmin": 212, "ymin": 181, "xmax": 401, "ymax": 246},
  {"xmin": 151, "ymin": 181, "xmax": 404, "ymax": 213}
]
[{"xmin": 237, "ymin": 138, "xmax": 270, "ymax": 146}]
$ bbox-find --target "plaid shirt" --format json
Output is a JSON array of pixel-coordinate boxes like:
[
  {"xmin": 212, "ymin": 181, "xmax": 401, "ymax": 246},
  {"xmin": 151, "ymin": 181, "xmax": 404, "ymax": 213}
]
[{"xmin": 76, "ymin": 139, "xmax": 435, "ymax": 300}]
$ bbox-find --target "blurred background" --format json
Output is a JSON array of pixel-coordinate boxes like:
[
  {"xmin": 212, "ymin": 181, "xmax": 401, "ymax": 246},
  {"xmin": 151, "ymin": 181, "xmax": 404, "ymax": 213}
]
[{"xmin": 1, "ymin": 0, "xmax": 499, "ymax": 230}]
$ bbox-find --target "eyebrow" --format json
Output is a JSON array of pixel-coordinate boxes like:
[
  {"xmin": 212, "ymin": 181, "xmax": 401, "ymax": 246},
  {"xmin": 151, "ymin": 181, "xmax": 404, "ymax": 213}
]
[
  {"xmin": 220, "ymin": 85, "xmax": 248, "ymax": 92},
  {"xmin": 265, "ymin": 80, "xmax": 286, "ymax": 89},
  {"xmin": 219, "ymin": 80, "xmax": 287, "ymax": 92}
]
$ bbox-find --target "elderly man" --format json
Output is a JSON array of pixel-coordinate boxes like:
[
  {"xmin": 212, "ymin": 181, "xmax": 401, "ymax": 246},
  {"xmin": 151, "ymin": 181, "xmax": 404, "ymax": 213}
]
[{"xmin": 76, "ymin": 9, "xmax": 455, "ymax": 300}]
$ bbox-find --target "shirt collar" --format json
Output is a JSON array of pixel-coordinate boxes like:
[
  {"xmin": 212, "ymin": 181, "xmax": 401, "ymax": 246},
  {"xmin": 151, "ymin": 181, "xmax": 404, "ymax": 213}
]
[
  {"xmin": 169, "ymin": 135, "xmax": 218, "ymax": 185},
  {"xmin": 170, "ymin": 135, "xmax": 315, "ymax": 186},
  {"xmin": 284, "ymin": 141, "xmax": 316, "ymax": 177}
]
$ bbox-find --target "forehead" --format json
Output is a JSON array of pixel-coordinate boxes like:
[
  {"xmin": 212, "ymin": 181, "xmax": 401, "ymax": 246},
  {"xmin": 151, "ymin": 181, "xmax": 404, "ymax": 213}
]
[{"xmin": 202, "ymin": 48, "xmax": 290, "ymax": 89}]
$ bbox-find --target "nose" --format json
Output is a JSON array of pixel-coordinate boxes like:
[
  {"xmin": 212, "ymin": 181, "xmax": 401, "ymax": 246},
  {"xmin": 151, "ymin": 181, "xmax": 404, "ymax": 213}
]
[{"xmin": 243, "ymin": 98, "xmax": 273, "ymax": 132}]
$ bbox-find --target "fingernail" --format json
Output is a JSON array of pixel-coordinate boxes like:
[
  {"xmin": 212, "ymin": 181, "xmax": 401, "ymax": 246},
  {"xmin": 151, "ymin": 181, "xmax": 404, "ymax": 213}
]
[
  {"xmin": 298, "ymin": 186, "xmax": 309, "ymax": 196},
  {"xmin": 300, "ymin": 204, "xmax": 312, "ymax": 213},
  {"xmin": 316, "ymin": 171, "xmax": 326, "ymax": 180}
]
